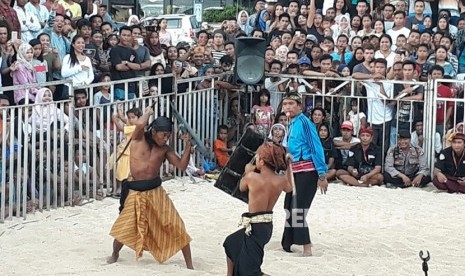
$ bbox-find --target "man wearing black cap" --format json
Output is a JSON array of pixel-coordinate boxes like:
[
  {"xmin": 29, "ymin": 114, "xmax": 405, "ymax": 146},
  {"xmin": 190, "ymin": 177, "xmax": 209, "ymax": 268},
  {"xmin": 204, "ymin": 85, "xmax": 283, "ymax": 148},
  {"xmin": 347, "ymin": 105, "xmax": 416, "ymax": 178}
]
[
  {"xmin": 108, "ymin": 106, "xmax": 195, "ymax": 269},
  {"xmin": 384, "ymin": 130, "xmax": 431, "ymax": 188},
  {"xmin": 433, "ymin": 133, "xmax": 465, "ymax": 193}
]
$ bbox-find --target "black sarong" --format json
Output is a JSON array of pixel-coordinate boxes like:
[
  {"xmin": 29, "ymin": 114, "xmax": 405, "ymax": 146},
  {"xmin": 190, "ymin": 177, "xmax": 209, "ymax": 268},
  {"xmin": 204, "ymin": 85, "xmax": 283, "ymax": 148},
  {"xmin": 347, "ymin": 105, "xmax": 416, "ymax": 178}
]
[
  {"xmin": 223, "ymin": 211, "xmax": 273, "ymax": 276},
  {"xmin": 281, "ymin": 170, "xmax": 318, "ymax": 249},
  {"xmin": 119, "ymin": 177, "xmax": 162, "ymax": 213}
]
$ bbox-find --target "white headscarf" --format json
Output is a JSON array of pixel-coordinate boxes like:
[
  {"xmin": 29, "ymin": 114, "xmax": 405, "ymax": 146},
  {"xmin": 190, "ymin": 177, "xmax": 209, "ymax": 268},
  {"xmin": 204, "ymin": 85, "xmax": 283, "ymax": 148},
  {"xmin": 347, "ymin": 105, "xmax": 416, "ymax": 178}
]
[
  {"xmin": 268, "ymin": 123, "xmax": 288, "ymax": 147},
  {"xmin": 16, "ymin": 43, "xmax": 34, "ymax": 71},
  {"xmin": 127, "ymin": 15, "xmax": 140, "ymax": 26},
  {"xmin": 32, "ymin": 88, "xmax": 69, "ymax": 133}
]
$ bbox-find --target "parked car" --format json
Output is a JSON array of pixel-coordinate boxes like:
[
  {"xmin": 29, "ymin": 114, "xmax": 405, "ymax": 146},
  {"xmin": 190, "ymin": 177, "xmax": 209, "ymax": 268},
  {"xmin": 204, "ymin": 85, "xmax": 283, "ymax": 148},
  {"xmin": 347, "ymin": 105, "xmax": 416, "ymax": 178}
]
[{"xmin": 141, "ymin": 14, "xmax": 200, "ymax": 46}]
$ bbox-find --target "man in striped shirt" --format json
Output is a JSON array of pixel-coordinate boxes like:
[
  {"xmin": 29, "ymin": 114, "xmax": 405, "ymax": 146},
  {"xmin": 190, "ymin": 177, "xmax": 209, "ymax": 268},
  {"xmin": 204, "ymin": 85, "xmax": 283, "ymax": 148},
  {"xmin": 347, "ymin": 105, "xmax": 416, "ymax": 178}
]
[{"xmin": 280, "ymin": 92, "xmax": 328, "ymax": 257}]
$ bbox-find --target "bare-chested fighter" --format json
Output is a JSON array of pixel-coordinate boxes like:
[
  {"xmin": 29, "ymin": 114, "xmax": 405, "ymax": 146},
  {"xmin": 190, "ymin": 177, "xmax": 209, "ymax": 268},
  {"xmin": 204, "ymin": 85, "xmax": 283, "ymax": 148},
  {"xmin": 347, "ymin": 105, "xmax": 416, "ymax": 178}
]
[
  {"xmin": 223, "ymin": 142, "xmax": 293, "ymax": 276},
  {"xmin": 107, "ymin": 106, "xmax": 194, "ymax": 269}
]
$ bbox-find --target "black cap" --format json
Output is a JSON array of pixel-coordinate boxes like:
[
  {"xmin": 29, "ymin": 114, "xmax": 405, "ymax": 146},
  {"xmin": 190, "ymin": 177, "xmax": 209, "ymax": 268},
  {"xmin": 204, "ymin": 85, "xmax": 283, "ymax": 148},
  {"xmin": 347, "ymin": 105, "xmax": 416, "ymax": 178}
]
[{"xmin": 398, "ymin": 130, "xmax": 411, "ymax": 139}]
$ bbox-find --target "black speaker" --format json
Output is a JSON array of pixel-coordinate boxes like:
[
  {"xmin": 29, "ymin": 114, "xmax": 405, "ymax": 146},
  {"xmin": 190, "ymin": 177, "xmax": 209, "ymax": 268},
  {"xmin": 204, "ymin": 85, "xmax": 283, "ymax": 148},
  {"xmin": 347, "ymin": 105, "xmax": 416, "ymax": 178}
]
[
  {"xmin": 234, "ymin": 37, "xmax": 267, "ymax": 85},
  {"xmin": 214, "ymin": 128, "xmax": 265, "ymax": 203}
]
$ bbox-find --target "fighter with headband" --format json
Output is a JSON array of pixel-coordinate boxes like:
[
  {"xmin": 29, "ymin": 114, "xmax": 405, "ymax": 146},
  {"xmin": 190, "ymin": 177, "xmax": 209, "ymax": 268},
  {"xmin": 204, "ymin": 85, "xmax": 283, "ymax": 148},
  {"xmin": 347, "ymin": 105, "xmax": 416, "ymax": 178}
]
[
  {"xmin": 223, "ymin": 141, "xmax": 293, "ymax": 276},
  {"xmin": 107, "ymin": 106, "xmax": 195, "ymax": 269}
]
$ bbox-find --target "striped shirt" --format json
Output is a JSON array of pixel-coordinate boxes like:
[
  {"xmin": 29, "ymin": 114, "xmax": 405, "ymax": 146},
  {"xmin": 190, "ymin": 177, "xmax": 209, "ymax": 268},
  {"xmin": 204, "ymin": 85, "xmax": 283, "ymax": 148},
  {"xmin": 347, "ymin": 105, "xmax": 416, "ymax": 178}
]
[{"xmin": 287, "ymin": 112, "xmax": 327, "ymax": 176}]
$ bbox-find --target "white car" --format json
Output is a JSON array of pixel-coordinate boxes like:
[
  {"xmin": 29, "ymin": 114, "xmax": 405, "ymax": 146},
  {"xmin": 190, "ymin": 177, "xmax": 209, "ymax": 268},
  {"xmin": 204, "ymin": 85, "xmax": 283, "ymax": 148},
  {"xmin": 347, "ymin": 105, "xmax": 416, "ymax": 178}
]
[{"xmin": 141, "ymin": 14, "xmax": 200, "ymax": 46}]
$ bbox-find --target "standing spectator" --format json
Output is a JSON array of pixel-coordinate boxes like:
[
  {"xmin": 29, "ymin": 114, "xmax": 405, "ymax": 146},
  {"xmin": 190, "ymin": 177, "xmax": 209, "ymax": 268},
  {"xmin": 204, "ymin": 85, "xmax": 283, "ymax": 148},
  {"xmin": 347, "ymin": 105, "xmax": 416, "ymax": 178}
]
[
  {"xmin": 0, "ymin": 0, "xmax": 21, "ymax": 40},
  {"xmin": 251, "ymin": 89, "xmax": 275, "ymax": 137},
  {"xmin": 60, "ymin": 0, "xmax": 82, "ymax": 22},
  {"xmin": 44, "ymin": 0, "xmax": 65, "ymax": 15},
  {"xmin": 43, "ymin": 11, "xmax": 71, "ymax": 82},
  {"xmin": 130, "ymin": 25, "xmax": 151, "ymax": 78},
  {"xmin": 158, "ymin": 18, "xmax": 171, "ymax": 46},
  {"xmin": 110, "ymin": 26, "xmax": 140, "ymax": 100},
  {"xmin": 354, "ymin": 56, "xmax": 394, "ymax": 150},
  {"xmin": 25, "ymin": 0, "xmax": 49, "ymax": 37},
  {"xmin": 61, "ymin": 35, "xmax": 94, "ymax": 86},
  {"xmin": 11, "ymin": 43, "xmax": 39, "ymax": 104},
  {"xmin": 386, "ymin": 11, "xmax": 411, "ymax": 47},
  {"xmin": 145, "ymin": 30, "xmax": 165, "ymax": 68},
  {"xmin": 29, "ymin": 38, "xmax": 48, "ymax": 84}
]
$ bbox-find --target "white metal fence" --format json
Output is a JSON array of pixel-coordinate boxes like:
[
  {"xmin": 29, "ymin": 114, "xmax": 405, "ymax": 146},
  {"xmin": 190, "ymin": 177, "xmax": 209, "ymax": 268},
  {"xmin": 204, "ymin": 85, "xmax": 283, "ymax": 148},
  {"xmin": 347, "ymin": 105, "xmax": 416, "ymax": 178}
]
[{"xmin": 1, "ymin": 72, "xmax": 460, "ymax": 222}]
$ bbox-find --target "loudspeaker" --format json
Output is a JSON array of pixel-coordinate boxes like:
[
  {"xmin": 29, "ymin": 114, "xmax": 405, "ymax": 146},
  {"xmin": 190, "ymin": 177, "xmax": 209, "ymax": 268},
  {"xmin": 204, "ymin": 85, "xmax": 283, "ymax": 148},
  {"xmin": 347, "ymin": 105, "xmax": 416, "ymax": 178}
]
[
  {"xmin": 234, "ymin": 37, "xmax": 267, "ymax": 85},
  {"xmin": 214, "ymin": 128, "xmax": 265, "ymax": 203}
]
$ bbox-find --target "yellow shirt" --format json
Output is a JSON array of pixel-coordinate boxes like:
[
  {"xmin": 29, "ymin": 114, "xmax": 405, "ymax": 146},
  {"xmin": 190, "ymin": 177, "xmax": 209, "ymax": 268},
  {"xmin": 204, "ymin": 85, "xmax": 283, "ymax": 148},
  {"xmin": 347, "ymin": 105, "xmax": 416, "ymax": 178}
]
[{"xmin": 59, "ymin": 1, "xmax": 82, "ymax": 19}]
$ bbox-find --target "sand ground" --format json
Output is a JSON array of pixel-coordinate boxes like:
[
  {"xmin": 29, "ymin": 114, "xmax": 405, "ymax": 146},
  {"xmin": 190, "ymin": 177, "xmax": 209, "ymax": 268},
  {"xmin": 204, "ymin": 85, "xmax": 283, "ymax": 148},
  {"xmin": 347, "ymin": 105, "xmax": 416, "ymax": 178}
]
[{"xmin": 1, "ymin": 178, "xmax": 464, "ymax": 276}]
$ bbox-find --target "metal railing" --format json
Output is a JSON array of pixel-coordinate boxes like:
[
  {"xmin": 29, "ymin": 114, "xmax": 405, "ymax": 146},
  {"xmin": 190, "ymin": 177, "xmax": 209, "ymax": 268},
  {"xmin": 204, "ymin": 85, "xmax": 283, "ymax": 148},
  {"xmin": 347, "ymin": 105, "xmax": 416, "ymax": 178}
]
[{"xmin": 2, "ymin": 72, "xmax": 455, "ymax": 223}]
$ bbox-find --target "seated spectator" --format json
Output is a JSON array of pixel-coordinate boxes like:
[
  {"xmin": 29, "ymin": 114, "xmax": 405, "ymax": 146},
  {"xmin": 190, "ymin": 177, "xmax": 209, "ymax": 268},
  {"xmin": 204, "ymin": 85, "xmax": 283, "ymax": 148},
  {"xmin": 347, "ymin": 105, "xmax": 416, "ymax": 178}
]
[
  {"xmin": 384, "ymin": 130, "xmax": 431, "ymax": 188},
  {"xmin": 214, "ymin": 125, "xmax": 233, "ymax": 168},
  {"xmin": 433, "ymin": 133, "xmax": 465, "ymax": 193},
  {"xmin": 336, "ymin": 128, "xmax": 384, "ymax": 187},
  {"xmin": 318, "ymin": 122, "xmax": 336, "ymax": 181},
  {"xmin": 333, "ymin": 121, "xmax": 360, "ymax": 170},
  {"xmin": 30, "ymin": 88, "xmax": 70, "ymax": 133},
  {"xmin": 410, "ymin": 120, "xmax": 442, "ymax": 157}
]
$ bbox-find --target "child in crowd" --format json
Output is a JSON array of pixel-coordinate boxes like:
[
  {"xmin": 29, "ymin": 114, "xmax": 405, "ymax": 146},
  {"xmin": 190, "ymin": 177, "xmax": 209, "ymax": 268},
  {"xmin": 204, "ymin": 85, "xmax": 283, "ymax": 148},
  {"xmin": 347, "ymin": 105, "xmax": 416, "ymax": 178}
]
[
  {"xmin": 93, "ymin": 74, "xmax": 112, "ymax": 105},
  {"xmin": 30, "ymin": 39, "xmax": 48, "ymax": 84},
  {"xmin": 251, "ymin": 89, "xmax": 275, "ymax": 137},
  {"xmin": 318, "ymin": 122, "xmax": 337, "ymax": 181},
  {"xmin": 214, "ymin": 125, "xmax": 234, "ymax": 168},
  {"xmin": 347, "ymin": 99, "xmax": 366, "ymax": 136},
  {"xmin": 275, "ymin": 112, "xmax": 288, "ymax": 129},
  {"xmin": 109, "ymin": 107, "xmax": 143, "ymax": 197}
]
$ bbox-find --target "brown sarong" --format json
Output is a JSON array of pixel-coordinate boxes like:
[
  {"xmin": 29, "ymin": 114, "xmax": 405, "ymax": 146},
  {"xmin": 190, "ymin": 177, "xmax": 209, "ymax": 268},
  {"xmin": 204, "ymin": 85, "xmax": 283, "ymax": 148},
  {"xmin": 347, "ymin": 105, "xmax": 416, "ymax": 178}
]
[{"xmin": 110, "ymin": 180, "xmax": 192, "ymax": 263}]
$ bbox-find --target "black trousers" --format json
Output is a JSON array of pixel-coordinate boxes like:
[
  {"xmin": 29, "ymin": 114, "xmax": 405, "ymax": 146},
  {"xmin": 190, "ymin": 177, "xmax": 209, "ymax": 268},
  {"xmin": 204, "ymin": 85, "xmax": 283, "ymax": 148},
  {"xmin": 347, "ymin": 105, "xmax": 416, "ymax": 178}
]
[
  {"xmin": 281, "ymin": 170, "xmax": 318, "ymax": 248},
  {"xmin": 383, "ymin": 173, "xmax": 432, "ymax": 188}
]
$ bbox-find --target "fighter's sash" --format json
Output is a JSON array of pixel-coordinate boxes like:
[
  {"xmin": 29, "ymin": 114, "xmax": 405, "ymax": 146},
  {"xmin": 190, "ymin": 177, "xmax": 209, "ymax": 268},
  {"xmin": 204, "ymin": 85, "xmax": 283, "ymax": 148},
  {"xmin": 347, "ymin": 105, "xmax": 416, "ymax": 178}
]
[{"xmin": 214, "ymin": 128, "xmax": 265, "ymax": 203}]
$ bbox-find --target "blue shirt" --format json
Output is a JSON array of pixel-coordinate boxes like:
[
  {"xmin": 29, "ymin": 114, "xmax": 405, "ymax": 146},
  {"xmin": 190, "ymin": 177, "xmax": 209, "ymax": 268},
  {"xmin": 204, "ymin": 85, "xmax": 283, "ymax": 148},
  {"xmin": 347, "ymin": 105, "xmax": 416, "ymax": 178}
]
[{"xmin": 287, "ymin": 112, "xmax": 327, "ymax": 176}]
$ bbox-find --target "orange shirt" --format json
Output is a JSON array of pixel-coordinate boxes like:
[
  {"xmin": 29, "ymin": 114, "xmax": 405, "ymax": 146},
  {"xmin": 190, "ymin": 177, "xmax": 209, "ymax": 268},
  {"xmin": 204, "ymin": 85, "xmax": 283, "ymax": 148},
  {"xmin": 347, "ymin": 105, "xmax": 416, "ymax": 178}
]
[{"xmin": 214, "ymin": 139, "xmax": 229, "ymax": 168}]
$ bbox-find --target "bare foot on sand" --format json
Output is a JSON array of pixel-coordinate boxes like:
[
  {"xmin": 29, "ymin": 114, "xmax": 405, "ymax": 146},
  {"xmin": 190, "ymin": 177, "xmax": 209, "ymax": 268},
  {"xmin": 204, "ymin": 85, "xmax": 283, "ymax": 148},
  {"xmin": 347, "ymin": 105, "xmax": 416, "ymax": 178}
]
[
  {"xmin": 303, "ymin": 244, "xmax": 312, "ymax": 257},
  {"xmin": 107, "ymin": 253, "xmax": 119, "ymax": 264}
]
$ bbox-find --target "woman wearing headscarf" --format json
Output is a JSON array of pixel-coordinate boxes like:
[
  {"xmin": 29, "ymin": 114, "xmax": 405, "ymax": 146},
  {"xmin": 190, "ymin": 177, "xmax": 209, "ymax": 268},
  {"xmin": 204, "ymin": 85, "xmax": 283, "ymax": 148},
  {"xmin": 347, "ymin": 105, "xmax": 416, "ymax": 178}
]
[
  {"xmin": 127, "ymin": 15, "xmax": 140, "ymax": 26},
  {"xmin": 30, "ymin": 88, "xmax": 70, "ymax": 133},
  {"xmin": 145, "ymin": 31, "xmax": 166, "ymax": 68},
  {"xmin": 331, "ymin": 14, "xmax": 355, "ymax": 45},
  {"xmin": 255, "ymin": 9, "xmax": 269, "ymax": 33},
  {"xmin": 11, "ymin": 43, "xmax": 40, "ymax": 105},
  {"xmin": 268, "ymin": 123, "xmax": 288, "ymax": 147},
  {"xmin": 237, "ymin": 10, "xmax": 253, "ymax": 36}
]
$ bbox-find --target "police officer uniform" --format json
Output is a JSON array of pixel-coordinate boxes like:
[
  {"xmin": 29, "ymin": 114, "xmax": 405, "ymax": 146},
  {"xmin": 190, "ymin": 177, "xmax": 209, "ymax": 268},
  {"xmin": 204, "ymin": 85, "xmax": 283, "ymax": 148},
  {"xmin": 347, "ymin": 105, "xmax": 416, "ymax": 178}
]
[{"xmin": 384, "ymin": 131, "xmax": 431, "ymax": 188}]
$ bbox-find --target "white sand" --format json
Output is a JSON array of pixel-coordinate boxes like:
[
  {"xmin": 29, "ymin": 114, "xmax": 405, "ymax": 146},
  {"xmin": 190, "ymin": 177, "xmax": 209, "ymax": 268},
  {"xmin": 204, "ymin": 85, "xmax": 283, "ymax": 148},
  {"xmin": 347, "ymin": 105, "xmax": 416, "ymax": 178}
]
[{"xmin": 1, "ymin": 178, "xmax": 465, "ymax": 276}]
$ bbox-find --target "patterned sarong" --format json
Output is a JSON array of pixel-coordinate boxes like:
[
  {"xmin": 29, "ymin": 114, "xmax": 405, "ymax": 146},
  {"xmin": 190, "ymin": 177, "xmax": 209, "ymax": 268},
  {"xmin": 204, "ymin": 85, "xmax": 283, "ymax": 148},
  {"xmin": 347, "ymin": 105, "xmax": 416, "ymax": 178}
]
[{"xmin": 110, "ymin": 181, "xmax": 191, "ymax": 263}]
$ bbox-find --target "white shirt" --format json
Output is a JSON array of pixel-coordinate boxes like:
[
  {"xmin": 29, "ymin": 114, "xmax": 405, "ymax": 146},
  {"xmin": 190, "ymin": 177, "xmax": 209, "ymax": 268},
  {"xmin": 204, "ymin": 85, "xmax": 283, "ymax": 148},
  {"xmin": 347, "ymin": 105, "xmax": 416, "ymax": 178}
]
[
  {"xmin": 348, "ymin": 111, "xmax": 366, "ymax": 136},
  {"xmin": 374, "ymin": 50, "xmax": 397, "ymax": 68},
  {"xmin": 411, "ymin": 131, "xmax": 442, "ymax": 155},
  {"xmin": 14, "ymin": 6, "xmax": 42, "ymax": 43},
  {"xmin": 334, "ymin": 136, "xmax": 361, "ymax": 164},
  {"xmin": 61, "ymin": 55, "xmax": 94, "ymax": 86},
  {"xmin": 386, "ymin": 27, "xmax": 411, "ymax": 46},
  {"xmin": 363, "ymin": 82, "xmax": 394, "ymax": 124}
]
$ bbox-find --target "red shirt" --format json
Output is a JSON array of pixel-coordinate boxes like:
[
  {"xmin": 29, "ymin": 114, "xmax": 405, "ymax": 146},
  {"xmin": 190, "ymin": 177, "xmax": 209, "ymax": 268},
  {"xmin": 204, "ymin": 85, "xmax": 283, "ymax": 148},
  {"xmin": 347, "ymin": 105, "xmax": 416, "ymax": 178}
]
[
  {"xmin": 0, "ymin": 5, "xmax": 21, "ymax": 39},
  {"xmin": 436, "ymin": 84, "xmax": 454, "ymax": 125}
]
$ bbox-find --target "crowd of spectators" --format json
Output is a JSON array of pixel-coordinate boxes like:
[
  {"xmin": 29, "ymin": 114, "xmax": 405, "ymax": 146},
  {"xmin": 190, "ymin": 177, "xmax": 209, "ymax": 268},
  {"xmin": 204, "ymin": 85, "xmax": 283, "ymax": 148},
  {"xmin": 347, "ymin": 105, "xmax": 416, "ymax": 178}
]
[{"xmin": 3, "ymin": 0, "xmax": 465, "ymax": 217}]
